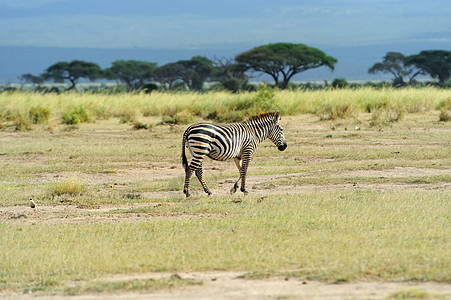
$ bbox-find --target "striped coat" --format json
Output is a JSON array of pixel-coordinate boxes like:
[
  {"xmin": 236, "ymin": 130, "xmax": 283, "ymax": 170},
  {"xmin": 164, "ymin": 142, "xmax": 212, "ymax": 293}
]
[{"xmin": 182, "ymin": 111, "xmax": 287, "ymax": 197}]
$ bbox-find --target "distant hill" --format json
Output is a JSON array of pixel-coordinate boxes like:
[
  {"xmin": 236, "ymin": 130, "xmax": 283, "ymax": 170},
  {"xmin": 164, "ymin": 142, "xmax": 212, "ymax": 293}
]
[{"xmin": 1, "ymin": 40, "xmax": 449, "ymax": 84}]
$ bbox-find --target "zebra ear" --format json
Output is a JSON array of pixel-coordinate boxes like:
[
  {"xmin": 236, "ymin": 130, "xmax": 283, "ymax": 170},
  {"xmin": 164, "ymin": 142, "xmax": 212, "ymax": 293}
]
[{"xmin": 274, "ymin": 110, "xmax": 280, "ymax": 121}]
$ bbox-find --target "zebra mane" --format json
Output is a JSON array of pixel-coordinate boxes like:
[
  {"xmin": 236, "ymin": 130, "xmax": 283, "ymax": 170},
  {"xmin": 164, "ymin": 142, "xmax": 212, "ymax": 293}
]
[{"xmin": 246, "ymin": 111, "xmax": 277, "ymax": 122}]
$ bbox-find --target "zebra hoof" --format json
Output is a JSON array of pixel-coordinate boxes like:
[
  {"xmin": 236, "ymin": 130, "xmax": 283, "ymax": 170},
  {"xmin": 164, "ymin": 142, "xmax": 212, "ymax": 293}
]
[
  {"xmin": 241, "ymin": 189, "xmax": 249, "ymax": 195},
  {"xmin": 230, "ymin": 183, "xmax": 239, "ymax": 194}
]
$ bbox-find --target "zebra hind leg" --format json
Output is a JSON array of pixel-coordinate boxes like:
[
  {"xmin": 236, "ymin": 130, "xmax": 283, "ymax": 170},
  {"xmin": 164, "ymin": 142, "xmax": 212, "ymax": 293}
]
[
  {"xmin": 230, "ymin": 157, "xmax": 241, "ymax": 194},
  {"xmin": 230, "ymin": 179, "xmax": 240, "ymax": 194},
  {"xmin": 183, "ymin": 167, "xmax": 194, "ymax": 197},
  {"xmin": 195, "ymin": 168, "xmax": 212, "ymax": 196}
]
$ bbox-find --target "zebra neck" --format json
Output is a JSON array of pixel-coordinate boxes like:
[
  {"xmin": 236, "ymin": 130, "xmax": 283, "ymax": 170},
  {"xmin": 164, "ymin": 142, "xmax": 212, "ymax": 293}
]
[{"xmin": 244, "ymin": 120, "xmax": 272, "ymax": 143}]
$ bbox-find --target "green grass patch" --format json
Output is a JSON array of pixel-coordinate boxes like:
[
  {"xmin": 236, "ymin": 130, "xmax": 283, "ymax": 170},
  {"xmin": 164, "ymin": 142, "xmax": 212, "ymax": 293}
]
[
  {"xmin": 1, "ymin": 190, "xmax": 450, "ymax": 290},
  {"xmin": 388, "ymin": 288, "xmax": 446, "ymax": 299},
  {"xmin": 10, "ymin": 275, "xmax": 201, "ymax": 296}
]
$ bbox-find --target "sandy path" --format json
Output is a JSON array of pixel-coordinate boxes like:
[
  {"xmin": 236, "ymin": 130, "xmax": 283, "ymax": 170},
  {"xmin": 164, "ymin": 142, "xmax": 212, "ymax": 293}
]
[{"xmin": 7, "ymin": 272, "xmax": 451, "ymax": 299}]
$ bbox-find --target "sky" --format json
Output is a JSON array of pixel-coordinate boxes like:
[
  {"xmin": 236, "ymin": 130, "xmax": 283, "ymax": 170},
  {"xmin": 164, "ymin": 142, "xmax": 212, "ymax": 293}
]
[{"xmin": 0, "ymin": 0, "xmax": 450, "ymax": 83}]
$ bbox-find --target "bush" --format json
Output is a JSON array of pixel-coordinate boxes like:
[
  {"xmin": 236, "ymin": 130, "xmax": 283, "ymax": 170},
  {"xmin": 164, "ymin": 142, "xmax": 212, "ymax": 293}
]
[
  {"xmin": 116, "ymin": 109, "xmax": 137, "ymax": 123},
  {"xmin": 222, "ymin": 79, "xmax": 242, "ymax": 93},
  {"xmin": 437, "ymin": 98, "xmax": 451, "ymax": 122},
  {"xmin": 51, "ymin": 175, "xmax": 84, "ymax": 196},
  {"xmin": 119, "ymin": 114, "xmax": 136, "ymax": 124},
  {"xmin": 160, "ymin": 111, "xmax": 196, "ymax": 125},
  {"xmin": 198, "ymin": 83, "xmax": 277, "ymax": 123},
  {"xmin": 12, "ymin": 112, "xmax": 32, "ymax": 131},
  {"xmin": 315, "ymin": 103, "xmax": 356, "ymax": 121},
  {"xmin": 62, "ymin": 107, "xmax": 90, "ymax": 125},
  {"xmin": 365, "ymin": 98, "xmax": 390, "ymax": 113},
  {"xmin": 332, "ymin": 78, "xmax": 349, "ymax": 88},
  {"xmin": 28, "ymin": 106, "xmax": 50, "ymax": 124},
  {"xmin": 370, "ymin": 106, "xmax": 405, "ymax": 127},
  {"xmin": 142, "ymin": 83, "xmax": 159, "ymax": 93},
  {"xmin": 131, "ymin": 121, "xmax": 153, "ymax": 130},
  {"xmin": 439, "ymin": 109, "xmax": 450, "ymax": 122}
]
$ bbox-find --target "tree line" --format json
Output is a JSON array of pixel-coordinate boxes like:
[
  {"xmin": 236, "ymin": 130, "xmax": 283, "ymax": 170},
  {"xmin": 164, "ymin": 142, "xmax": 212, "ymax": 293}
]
[{"xmin": 18, "ymin": 43, "xmax": 451, "ymax": 92}]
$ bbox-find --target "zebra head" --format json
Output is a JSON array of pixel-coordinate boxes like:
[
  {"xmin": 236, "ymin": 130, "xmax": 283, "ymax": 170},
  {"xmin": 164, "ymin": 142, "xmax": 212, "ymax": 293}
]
[{"xmin": 268, "ymin": 111, "xmax": 287, "ymax": 151}]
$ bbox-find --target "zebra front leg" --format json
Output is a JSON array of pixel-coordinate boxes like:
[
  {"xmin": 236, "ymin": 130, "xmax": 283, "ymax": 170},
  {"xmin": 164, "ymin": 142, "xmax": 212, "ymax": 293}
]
[
  {"xmin": 195, "ymin": 168, "xmax": 212, "ymax": 196},
  {"xmin": 239, "ymin": 153, "xmax": 252, "ymax": 195},
  {"xmin": 230, "ymin": 157, "xmax": 242, "ymax": 194},
  {"xmin": 183, "ymin": 167, "xmax": 194, "ymax": 197}
]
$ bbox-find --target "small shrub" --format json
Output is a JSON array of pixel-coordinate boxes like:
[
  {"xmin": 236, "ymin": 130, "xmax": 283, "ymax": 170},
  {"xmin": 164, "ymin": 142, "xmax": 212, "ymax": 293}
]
[
  {"xmin": 142, "ymin": 83, "xmax": 159, "ymax": 93},
  {"xmin": 124, "ymin": 193, "xmax": 142, "ymax": 199},
  {"xmin": 28, "ymin": 106, "xmax": 51, "ymax": 124},
  {"xmin": 331, "ymin": 78, "xmax": 349, "ymax": 88},
  {"xmin": 117, "ymin": 110, "xmax": 137, "ymax": 124},
  {"xmin": 51, "ymin": 175, "xmax": 84, "ymax": 196},
  {"xmin": 252, "ymin": 82, "xmax": 276, "ymax": 113},
  {"xmin": 439, "ymin": 109, "xmax": 450, "ymax": 122},
  {"xmin": 62, "ymin": 107, "xmax": 90, "ymax": 125},
  {"xmin": 90, "ymin": 105, "xmax": 110, "ymax": 120},
  {"xmin": 160, "ymin": 111, "xmax": 196, "ymax": 125},
  {"xmin": 131, "ymin": 121, "xmax": 153, "ymax": 130},
  {"xmin": 223, "ymin": 79, "xmax": 242, "ymax": 93},
  {"xmin": 437, "ymin": 98, "xmax": 451, "ymax": 122},
  {"xmin": 200, "ymin": 83, "xmax": 277, "ymax": 123},
  {"xmin": 12, "ymin": 112, "xmax": 32, "ymax": 131},
  {"xmin": 365, "ymin": 99, "xmax": 390, "ymax": 113},
  {"xmin": 119, "ymin": 115, "xmax": 136, "ymax": 124},
  {"xmin": 62, "ymin": 112, "xmax": 81, "ymax": 125},
  {"xmin": 316, "ymin": 103, "xmax": 356, "ymax": 121},
  {"xmin": 370, "ymin": 106, "xmax": 405, "ymax": 127}
]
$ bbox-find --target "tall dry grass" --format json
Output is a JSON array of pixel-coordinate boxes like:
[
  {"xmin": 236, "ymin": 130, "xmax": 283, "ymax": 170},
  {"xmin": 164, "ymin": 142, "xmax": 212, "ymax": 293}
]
[{"xmin": 0, "ymin": 87, "xmax": 449, "ymax": 130}]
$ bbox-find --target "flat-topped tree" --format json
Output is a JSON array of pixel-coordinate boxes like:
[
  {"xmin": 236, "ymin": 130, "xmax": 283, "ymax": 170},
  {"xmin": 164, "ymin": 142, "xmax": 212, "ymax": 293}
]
[
  {"xmin": 177, "ymin": 56, "xmax": 215, "ymax": 91},
  {"xmin": 368, "ymin": 52, "xmax": 424, "ymax": 86},
  {"xmin": 236, "ymin": 43, "xmax": 337, "ymax": 89},
  {"xmin": 42, "ymin": 60, "xmax": 102, "ymax": 90},
  {"xmin": 104, "ymin": 60, "xmax": 157, "ymax": 90},
  {"xmin": 405, "ymin": 50, "xmax": 451, "ymax": 84}
]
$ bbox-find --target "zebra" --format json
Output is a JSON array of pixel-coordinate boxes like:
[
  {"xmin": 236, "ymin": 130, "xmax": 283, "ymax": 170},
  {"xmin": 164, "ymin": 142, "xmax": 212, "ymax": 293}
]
[{"xmin": 181, "ymin": 110, "xmax": 287, "ymax": 197}]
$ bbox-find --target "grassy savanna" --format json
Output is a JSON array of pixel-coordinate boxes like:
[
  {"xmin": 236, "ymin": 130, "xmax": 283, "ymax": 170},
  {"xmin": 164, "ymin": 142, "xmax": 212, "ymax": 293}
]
[
  {"xmin": 0, "ymin": 88, "xmax": 450, "ymax": 296},
  {"xmin": 0, "ymin": 86, "xmax": 450, "ymax": 128}
]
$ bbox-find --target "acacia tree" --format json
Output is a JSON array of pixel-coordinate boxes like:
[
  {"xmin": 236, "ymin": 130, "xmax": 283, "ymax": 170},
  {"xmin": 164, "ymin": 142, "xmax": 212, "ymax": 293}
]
[
  {"xmin": 19, "ymin": 73, "xmax": 44, "ymax": 85},
  {"xmin": 405, "ymin": 50, "xmax": 451, "ymax": 84},
  {"xmin": 235, "ymin": 43, "xmax": 337, "ymax": 89},
  {"xmin": 213, "ymin": 57, "xmax": 249, "ymax": 92},
  {"xmin": 177, "ymin": 56, "xmax": 215, "ymax": 91},
  {"xmin": 154, "ymin": 56, "xmax": 215, "ymax": 91},
  {"xmin": 154, "ymin": 62, "xmax": 185, "ymax": 90},
  {"xmin": 368, "ymin": 52, "xmax": 424, "ymax": 86},
  {"xmin": 104, "ymin": 60, "xmax": 157, "ymax": 90},
  {"xmin": 42, "ymin": 60, "xmax": 102, "ymax": 90}
]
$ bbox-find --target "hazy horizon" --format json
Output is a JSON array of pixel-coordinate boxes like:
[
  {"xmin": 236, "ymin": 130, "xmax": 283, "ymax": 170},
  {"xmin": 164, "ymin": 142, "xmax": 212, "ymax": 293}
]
[{"xmin": 1, "ymin": 0, "xmax": 450, "ymax": 83}]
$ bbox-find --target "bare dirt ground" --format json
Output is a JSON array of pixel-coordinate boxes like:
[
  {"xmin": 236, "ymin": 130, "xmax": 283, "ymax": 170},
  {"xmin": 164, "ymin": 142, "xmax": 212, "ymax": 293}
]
[{"xmin": 1, "ymin": 166, "xmax": 450, "ymax": 225}]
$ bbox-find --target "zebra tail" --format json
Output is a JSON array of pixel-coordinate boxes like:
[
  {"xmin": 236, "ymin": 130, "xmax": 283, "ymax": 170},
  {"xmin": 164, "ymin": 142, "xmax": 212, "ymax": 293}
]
[{"xmin": 181, "ymin": 134, "xmax": 189, "ymax": 172}]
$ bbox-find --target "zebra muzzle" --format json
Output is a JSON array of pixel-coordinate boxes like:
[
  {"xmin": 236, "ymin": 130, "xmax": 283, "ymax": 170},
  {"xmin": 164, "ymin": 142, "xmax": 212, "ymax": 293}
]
[{"xmin": 278, "ymin": 142, "xmax": 287, "ymax": 151}]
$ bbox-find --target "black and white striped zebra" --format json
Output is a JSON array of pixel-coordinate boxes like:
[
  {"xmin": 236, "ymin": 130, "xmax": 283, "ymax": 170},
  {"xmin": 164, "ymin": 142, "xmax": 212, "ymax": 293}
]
[{"xmin": 181, "ymin": 111, "xmax": 287, "ymax": 197}]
